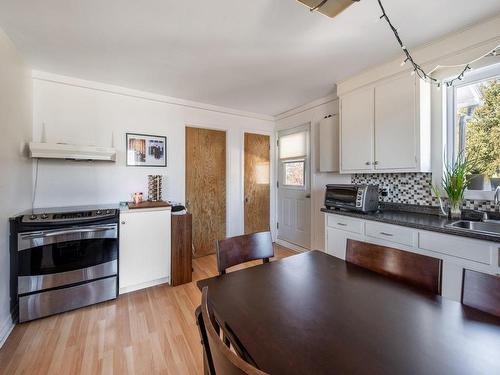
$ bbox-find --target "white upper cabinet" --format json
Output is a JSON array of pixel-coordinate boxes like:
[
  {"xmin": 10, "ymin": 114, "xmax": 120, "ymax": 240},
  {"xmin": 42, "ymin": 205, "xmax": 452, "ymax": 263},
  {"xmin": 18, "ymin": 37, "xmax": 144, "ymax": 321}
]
[
  {"xmin": 319, "ymin": 115, "xmax": 339, "ymax": 172},
  {"xmin": 340, "ymin": 87, "xmax": 374, "ymax": 172},
  {"xmin": 339, "ymin": 74, "xmax": 431, "ymax": 174},
  {"xmin": 374, "ymin": 75, "xmax": 417, "ymax": 170}
]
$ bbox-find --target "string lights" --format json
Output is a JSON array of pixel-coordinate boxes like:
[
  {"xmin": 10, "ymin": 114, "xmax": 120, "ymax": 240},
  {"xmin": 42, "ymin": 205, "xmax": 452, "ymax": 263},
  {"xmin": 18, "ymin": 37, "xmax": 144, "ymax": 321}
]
[
  {"xmin": 305, "ymin": 0, "xmax": 499, "ymax": 89},
  {"xmin": 376, "ymin": 0, "xmax": 498, "ymax": 88}
]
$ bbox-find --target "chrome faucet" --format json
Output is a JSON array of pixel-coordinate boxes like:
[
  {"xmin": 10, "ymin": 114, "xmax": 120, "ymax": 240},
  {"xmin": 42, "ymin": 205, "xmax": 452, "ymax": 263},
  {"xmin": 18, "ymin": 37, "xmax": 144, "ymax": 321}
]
[{"xmin": 481, "ymin": 186, "xmax": 500, "ymax": 223}]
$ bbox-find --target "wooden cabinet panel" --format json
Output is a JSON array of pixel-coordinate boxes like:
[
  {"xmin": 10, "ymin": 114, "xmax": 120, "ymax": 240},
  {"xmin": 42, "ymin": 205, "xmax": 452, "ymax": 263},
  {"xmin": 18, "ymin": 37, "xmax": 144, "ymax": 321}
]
[
  {"xmin": 340, "ymin": 88, "xmax": 374, "ymax": 172},
  {"xmin": 374, "ymin": 75, "xmax": 417, "ymax": 170},
  {"xmin": 171, "ymin": 213, "xmax": 192, "ymax": 286}
]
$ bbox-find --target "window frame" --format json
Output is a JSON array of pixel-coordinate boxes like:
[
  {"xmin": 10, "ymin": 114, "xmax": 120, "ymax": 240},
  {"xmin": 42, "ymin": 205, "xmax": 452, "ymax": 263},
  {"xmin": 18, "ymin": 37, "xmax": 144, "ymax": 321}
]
[{"xmin": 445, "ymin": 63, "xmax": 500, "ymax": 200}]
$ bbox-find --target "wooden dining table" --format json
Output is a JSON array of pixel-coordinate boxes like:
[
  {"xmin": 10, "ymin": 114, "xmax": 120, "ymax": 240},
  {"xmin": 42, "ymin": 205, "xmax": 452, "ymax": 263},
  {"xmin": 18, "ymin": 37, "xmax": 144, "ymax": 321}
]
[{"xmin": 197, "ymin": 250, "xmax": 500, "ymax": 375}]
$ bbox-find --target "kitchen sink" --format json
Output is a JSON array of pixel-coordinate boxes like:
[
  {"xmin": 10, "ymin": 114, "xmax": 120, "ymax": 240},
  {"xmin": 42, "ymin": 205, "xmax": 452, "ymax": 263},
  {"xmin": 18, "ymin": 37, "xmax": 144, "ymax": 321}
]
[{"xmin": 446, "ymin": 220, "xmax": 500, "ymax": 236}]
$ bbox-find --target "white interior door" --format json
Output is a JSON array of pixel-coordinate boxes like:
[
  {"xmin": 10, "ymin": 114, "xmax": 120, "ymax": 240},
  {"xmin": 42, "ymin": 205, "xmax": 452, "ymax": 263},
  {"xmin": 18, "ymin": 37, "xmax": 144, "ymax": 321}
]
[{"xmin": 277, "ymin": 125, "xmax": 311, "ymax": 249}]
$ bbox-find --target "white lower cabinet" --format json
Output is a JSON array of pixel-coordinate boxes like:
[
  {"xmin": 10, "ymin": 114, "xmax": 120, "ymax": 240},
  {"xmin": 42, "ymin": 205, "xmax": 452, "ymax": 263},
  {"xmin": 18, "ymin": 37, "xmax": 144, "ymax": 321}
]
[
  {"xmin": 326, "ymin": 227, "xmax": 348, "ymax": 260},
  {"xmin": 119, "ymin": 208, "xmax": 171, "ymax": 294},
  {"xmin": 325, "ymin": 213, "xmax": 499, "ymax": 302}
]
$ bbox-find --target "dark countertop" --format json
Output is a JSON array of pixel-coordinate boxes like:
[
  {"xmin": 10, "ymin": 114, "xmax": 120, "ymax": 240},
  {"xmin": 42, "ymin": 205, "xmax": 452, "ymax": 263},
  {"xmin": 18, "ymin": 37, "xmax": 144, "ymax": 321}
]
[{"xmin": 321, "ymin": 207, "xmax": 500, "ymax": 243}]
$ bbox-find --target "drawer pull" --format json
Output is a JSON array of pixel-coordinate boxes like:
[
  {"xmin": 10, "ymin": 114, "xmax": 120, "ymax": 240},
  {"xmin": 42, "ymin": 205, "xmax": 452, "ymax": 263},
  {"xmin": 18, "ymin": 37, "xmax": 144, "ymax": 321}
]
[
  {"xmin": 337, "ymin": 223, "xmax": 348, "ymax": 226},
  {"xmin": 379, "ymin": 232, "xmax": 394, "ymax": 237}
]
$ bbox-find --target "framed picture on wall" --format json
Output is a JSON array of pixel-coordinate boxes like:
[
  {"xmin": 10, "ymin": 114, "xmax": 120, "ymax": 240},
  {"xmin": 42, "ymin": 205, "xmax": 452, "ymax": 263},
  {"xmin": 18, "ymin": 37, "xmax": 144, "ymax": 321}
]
[{"xmin": 126, "ymin": 133, "xmax": 167, "ymax": 167}]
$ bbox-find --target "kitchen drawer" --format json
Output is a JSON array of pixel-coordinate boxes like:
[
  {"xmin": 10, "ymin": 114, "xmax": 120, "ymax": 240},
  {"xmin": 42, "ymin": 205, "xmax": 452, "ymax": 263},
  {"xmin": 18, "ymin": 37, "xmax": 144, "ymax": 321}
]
[
  {"xmin": 365, "ymin": 221, "xmax": 414, "ymax": 247},
  {"xmin": 326, "ymin": 214, "xmax": 364, "ymax": 234},
  {"xmin": 418, "ymin": 231, "xmax": 492, "ymax": 265},
  {"xmin": 19, "ymin": 276, "xmax": 117, "ymax": 322}
]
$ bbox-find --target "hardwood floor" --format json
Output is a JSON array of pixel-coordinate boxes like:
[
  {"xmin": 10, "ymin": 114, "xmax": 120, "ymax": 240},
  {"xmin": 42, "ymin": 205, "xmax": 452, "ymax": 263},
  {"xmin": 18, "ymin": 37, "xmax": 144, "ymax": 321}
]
[{"xmin": 0, "ymin": 244, "xmax": 295, "ymax": 375}]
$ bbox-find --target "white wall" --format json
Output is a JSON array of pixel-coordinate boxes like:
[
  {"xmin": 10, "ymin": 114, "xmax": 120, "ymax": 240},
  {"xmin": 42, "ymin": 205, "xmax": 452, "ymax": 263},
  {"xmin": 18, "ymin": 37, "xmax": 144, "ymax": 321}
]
[
  {"xmin": 32, "ymin": 73, "xmax": 275, "ymax": 238},
  {"xmin": 0, "ymin": 29, "xmax": 32, "ymax": 347},
  {"xmin": 276, "ymin": 96, "xmax": 350, "ymax": 251}
]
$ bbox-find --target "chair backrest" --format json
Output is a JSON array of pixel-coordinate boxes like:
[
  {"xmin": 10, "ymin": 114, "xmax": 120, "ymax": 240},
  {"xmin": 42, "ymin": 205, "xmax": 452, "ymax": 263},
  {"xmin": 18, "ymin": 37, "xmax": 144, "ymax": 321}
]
[
  {"xmin": 216, "ymin": 231, "xmax": 274, "ymax": 275},
  {"xmin": 195, "ymin": 305, "xmax": 216, "ymax": 375},
  {"xmin": 346, "ymin": 239, "xmax": 442, "ymax": 295},
  {"xmin": 200, "ymin": 287, "xmax": 268, "ymax": 375},
  {"xmin": 462, "ymin": 269, "xmax": 500, "ymax": 318}
]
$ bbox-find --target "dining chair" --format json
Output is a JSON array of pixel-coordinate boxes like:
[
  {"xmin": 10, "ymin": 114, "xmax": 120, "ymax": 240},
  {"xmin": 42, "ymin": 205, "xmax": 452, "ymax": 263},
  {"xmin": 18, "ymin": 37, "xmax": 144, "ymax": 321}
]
[
  {"xmin": 462, "ymin": 269, "xmax": 500, "ymax": 318},
  {"xmin": 216, "ymin": 231, "xmax": 274, "ymax": 275},
  {"xmin": 199, "ymin": 287, "xmax": 268, "ymax": 375},
  {"xmin": 346, "ymin": 239, "xmax": 442, "ymax": 295},
  {"xmin": 195, "ymin": 305, "xmax": 216, "ymax": 375}
]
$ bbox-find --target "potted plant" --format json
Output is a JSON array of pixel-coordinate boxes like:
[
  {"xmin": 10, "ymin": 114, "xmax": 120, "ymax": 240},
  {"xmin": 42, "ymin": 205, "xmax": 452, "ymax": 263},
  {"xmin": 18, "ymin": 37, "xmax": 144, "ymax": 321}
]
[{"xmin": 433, "ymin": 152, "xmax": 473, "ymax": 220}]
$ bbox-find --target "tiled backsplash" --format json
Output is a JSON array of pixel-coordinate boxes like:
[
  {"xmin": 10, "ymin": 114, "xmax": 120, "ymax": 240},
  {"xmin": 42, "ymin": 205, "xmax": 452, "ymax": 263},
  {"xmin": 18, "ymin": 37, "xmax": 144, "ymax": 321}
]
[{"xmin": 352, "ymin": 172, "xmax": 499, "ymax": 212}]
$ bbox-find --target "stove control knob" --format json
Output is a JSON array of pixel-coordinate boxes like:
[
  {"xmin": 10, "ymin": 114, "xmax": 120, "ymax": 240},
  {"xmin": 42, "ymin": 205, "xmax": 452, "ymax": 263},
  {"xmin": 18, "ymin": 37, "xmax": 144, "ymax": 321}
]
[
  {"xmin": 41, "ymin": 214, "xmax": 48, "ymax": 219},
  {"xmin": 29, "ymin": 215, "xmax": 37, "ymax": 220},
  {"xmin": 96, "ymin": 210, "xmax": 102, "ymax": 215},
  {"xmin": 105, "ymin": 210, "xmax": 110, "ymax": 214}
]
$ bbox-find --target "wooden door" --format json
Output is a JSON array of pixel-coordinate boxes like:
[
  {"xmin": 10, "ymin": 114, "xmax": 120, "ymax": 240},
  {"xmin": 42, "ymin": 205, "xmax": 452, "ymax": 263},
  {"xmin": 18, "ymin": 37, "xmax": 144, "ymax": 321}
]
[
  {"xmin": 244, "ymin": 133, "xmax": 270, "ymax": 234},
  {"xmin": 185, "ymin": 127, "xmax": 226, "ymax": 258},
  {"xmin": 340, "ymin": 87, "xmax": 374, "ymax": 172},
  {"xmin": 374, "ymin": 75, "xmax": 417, "ymax": 170}
]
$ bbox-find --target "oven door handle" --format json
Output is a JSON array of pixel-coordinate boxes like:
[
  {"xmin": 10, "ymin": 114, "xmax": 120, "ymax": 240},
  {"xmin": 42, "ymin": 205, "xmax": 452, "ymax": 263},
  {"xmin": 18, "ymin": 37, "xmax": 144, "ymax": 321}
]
[
  {"xmin": 21, "ymin": 225, "xmax": 115, "ymax": 239},
  {"xmin": 18, "ymin": 224, "xmax": 117, "ymax": 251}
]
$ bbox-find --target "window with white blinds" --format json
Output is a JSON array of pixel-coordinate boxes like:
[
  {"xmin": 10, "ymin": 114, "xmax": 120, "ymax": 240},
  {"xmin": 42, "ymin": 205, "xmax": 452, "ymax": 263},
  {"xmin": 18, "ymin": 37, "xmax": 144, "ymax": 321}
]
[{"xmin": 279, "ymin": 131, "xmax": 307, "ymax": 159}]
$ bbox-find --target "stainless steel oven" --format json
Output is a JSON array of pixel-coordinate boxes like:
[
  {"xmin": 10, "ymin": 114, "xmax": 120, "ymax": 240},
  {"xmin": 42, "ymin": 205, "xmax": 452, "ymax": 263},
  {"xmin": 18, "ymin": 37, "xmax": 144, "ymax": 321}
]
[{"xmin": 10, "ymin": 207, "xmax": 119, "ymax": 322}]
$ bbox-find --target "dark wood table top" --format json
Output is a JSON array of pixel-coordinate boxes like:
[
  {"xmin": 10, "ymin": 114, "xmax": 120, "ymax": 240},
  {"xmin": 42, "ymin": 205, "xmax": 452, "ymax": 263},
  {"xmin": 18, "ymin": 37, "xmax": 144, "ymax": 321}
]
[{"xmin": 197, "ymin": 250, "xmax": 500, "ymax": 375}]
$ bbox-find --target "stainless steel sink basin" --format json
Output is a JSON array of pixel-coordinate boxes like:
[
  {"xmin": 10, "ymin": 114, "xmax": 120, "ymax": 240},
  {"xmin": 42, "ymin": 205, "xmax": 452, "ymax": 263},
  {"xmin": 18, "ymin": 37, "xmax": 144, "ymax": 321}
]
[{"xmin": 446, "ymin": 220, "xmax": 500, "ymax": 236}]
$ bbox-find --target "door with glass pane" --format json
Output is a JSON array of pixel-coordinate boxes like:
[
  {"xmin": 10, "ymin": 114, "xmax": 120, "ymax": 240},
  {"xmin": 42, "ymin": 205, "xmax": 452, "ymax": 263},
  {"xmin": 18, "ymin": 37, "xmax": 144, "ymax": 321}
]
[{"xmin": 277, "ymin": 124, "xmax": 311, "ymax": 249}]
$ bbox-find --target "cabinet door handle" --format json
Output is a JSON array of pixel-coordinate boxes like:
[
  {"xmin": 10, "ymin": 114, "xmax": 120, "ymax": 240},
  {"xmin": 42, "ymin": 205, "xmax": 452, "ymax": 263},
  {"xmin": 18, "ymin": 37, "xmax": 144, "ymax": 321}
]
[
  {"xmin": 121, "ymin": 221, "xmax": 126, "ymax": 225},
  {"xmin": 337, "ymin": 223, "xmax": 347, "ymax": 226},
  {"xmin": 373, "ymin": 161, "xmax": 379, "ymax": 166},
  {"xmin": 365, "ymin": 161, "xmax": 371, "ymax": 165},
  {"xmin": 380, "ymin": 232, "xmax": 393, "ymax": 237}
]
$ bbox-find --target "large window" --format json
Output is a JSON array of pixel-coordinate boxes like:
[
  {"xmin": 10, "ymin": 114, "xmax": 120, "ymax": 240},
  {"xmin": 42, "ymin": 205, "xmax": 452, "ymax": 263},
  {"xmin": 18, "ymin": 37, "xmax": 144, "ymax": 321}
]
[{"xmin": 447, "ymin": 64, "xmax": 500, "ymax": 192}]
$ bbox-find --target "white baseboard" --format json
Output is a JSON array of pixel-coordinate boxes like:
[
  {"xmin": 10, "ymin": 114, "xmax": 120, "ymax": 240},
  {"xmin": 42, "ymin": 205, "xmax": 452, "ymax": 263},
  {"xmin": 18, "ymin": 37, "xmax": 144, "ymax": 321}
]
[
  {"xmin": 119, "ymin": 277, "xmax": 170, "ymax": 295},
  {"xmin": 275, "ymin": 239, "xmax": 309, "ymax": 253},
  {"xmin": 0, "ymin": 315, "xmax": 14, "ymax": 349}
]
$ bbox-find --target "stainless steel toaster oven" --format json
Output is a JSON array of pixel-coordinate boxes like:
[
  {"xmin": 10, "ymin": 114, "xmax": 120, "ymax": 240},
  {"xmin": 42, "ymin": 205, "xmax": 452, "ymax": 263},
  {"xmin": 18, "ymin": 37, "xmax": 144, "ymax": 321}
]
[{"xmin": 325, "ymin": 184, "xmax": 379, "ymax": 212}]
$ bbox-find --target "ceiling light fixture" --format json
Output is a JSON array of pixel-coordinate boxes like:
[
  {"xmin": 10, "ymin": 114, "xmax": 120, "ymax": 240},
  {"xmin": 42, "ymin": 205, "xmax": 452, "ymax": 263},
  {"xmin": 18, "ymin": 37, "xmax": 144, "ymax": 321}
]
[{"xmin": 296, "ymin": 0, "xmax": 360, "ymax": 18}]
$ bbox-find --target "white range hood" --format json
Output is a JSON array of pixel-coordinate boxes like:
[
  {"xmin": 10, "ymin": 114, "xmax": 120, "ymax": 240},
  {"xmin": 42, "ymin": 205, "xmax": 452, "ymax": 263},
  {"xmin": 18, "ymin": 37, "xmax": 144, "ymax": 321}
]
[{"xmin": 29, "ymin": 142, "xmax": 117, "ymax": 162}]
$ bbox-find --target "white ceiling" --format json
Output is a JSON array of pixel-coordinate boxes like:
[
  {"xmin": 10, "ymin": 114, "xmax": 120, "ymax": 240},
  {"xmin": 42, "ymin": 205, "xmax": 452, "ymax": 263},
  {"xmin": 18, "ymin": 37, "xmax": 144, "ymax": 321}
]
[{"xmin": 1, "ymin": 0, "xmax": 499, "ymax": 116}]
